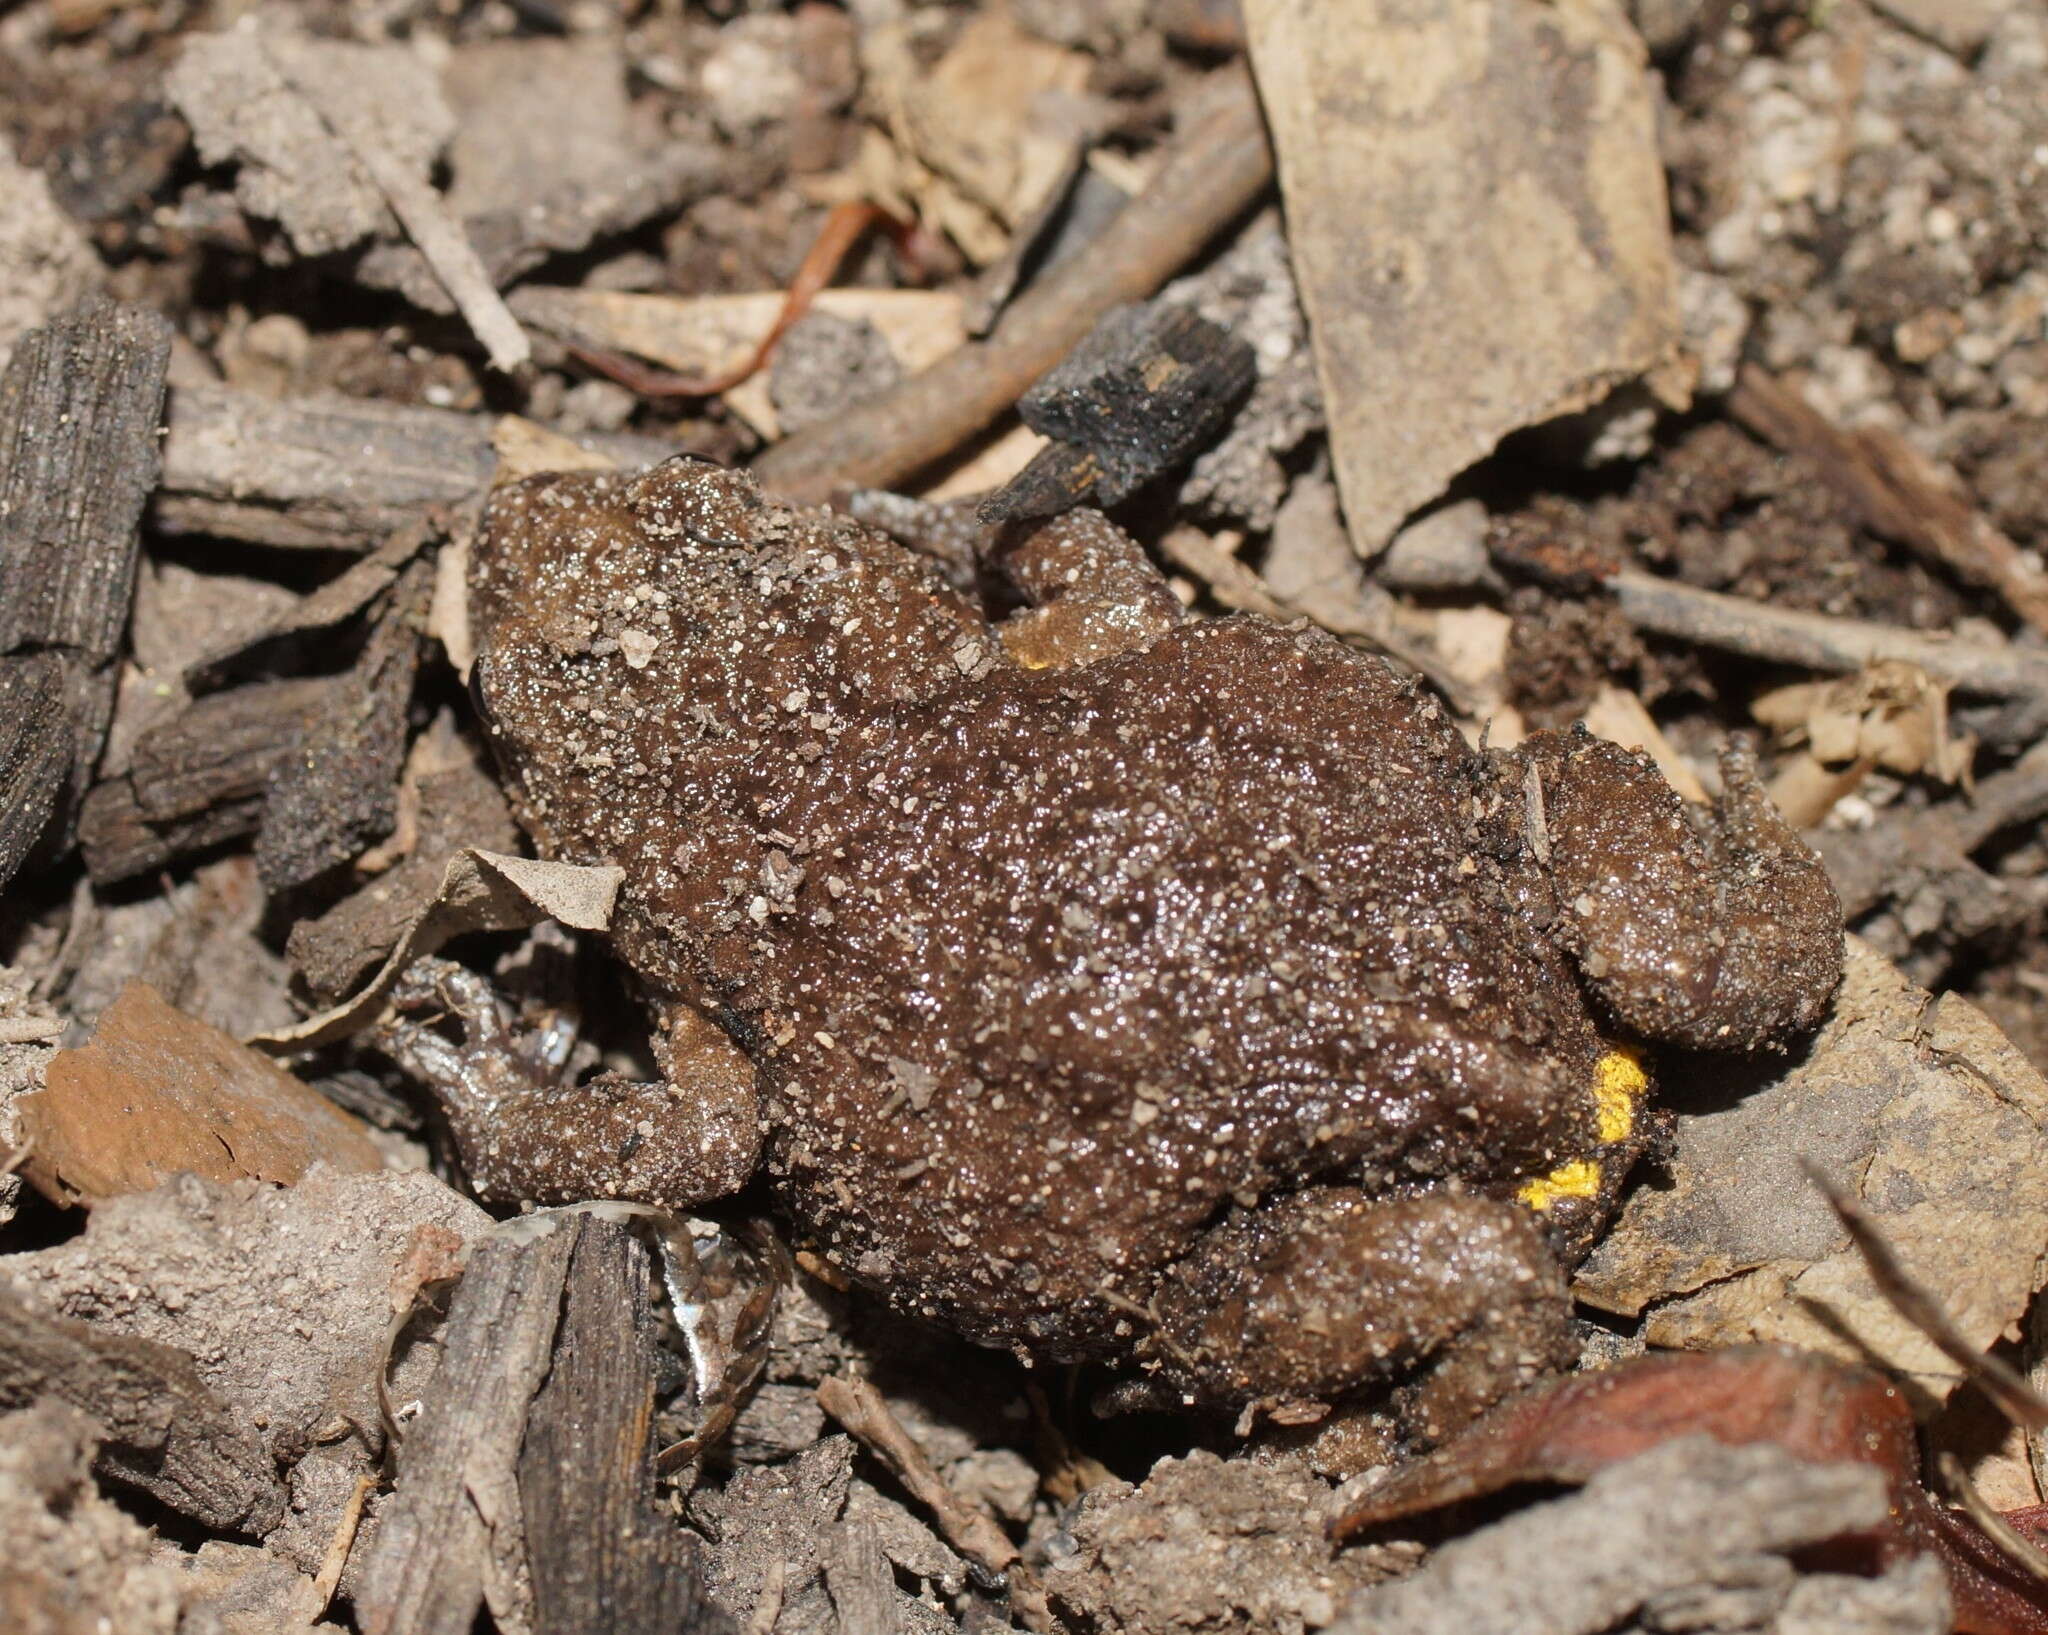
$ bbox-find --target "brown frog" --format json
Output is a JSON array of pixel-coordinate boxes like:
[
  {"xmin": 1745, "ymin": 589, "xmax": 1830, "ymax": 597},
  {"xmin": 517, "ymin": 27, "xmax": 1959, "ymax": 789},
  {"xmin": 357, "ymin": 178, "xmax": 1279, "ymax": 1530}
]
[{"xmin": 462, "ymin": 455, "xmax": 1843, "ymax": 1435}]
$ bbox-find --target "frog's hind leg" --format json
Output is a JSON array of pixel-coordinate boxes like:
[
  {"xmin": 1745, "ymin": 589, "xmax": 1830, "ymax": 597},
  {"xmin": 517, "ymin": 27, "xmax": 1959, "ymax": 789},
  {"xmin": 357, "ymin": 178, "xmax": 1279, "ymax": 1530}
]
[
  {"xmin": 1145, "ymin": 1185, "xmax": 1573, "ymax": 1445},
  {"xmin": 1519, "ymin": 730, "xmax": 1845, "ymax": 1052},
  {"xmin": 992, "ymin": 509, "xmax": 1186, "ymax": 671},
  {"xmin": 372, "ymin": 959, "xmax": 761, "ymax": 1211}
]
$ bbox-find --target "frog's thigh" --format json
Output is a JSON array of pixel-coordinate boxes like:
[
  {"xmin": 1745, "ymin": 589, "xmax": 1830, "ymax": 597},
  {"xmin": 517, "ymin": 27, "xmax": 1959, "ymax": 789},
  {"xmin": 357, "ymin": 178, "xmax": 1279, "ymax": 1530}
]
[{"xmin": 1147, "ymin": 1186, "xmax": 1571, "ymax": 1432}]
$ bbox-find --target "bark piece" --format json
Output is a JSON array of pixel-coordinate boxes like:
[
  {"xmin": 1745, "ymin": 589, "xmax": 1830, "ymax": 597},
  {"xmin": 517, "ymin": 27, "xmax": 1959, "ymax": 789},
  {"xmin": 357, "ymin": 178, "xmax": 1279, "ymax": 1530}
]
[
  {"xmin": 77, "ymin": 676, "xmax": 336, "ymax": 883},
  {"xmin": 15, "ymin": 981, "xmax": 383, "ymax": 1208},
  {"xmin": 0, "ymin": 294, "xmax": 173, "ymax": 886},
  {"xmin": 1327, "ymin": 1439, "xmax": 1911, "ymax": 1635},
  {"xmin": 0, "ymin": 653, "xmax": 69, "ymax": 889},
  {"xmin": 286, "ymin": 730, "xmax": 519, "ymax": 1001},
  {"xmin": 1243, "ymin": 0, "xmax": 1680, "ymax": 552},
  {"xmin": 253, "ymin": 562, "xmax": 427, "ymax": 893},
  {"xmin": 354, "ymin": 1217, "xmax": 578, "ymax": 1635},
  {"xmin": 155, "ymin": 383, "xmax": 672, "ymax": 550},
  {"xmin": 0, "ymin": 1282, "xmax": 285, "ymax": 1535},
  {"xmin": 0, "ymin": 1400, "xmax": 186, "ymax": 1635},
  {"xmin": 259, "ymin": 33, "xmax": 528, "ymax": 373},
  {"xmin": 8, "ymin": 1167, "xmax": 487, "ymax": 1480},
  {"xmin": 186, "ymin": 523, "xmax": 432, "ymax": 692},
  {"xmin": 981, "ymin": 301, "xmax": 1256, "ymax": 522},
  {"xmin": 1574, "ymin": 938, "xmax": 2048, "ymax": 1402},
  {"xmin": 166, "ymin": 31, "xmax": 452, "ymax": 259},
  {"xmin": 519, "ymin": 1215, "xmax": 730, "ymax": 1635}
]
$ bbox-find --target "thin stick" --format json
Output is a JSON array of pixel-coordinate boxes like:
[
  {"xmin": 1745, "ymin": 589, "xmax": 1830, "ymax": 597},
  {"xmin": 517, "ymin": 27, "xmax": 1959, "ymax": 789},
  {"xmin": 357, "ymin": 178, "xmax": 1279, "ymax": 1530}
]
[
  {"xmin": 310, "ymin": 1470, "xmax": 377, "ymax": 1614},
  {"xmin": 263, "ymin": 36, "xmax": 530, "ymax": 374},
  {"xmin": 0, "ymin": 1015, "xmax": 63, "ymax": 1044},
  {"xmin": 753, "ymin": 64, "xmax": 1273, "ymax": 505},
  {"xmin": 1937, "ymin": 1453, "xmax": 2048, "ymax": 1588},
  {"xmin": 1729, "ymin": 365, "xmax": 2048, "ymax": 638},
  {"xmin": 817, "ymin": 1373, "xmax": 1054, "ymax": 1633},
  {"xmin": 1612, "ymin": 569, "xmax": 2048, "ymax": 709}
]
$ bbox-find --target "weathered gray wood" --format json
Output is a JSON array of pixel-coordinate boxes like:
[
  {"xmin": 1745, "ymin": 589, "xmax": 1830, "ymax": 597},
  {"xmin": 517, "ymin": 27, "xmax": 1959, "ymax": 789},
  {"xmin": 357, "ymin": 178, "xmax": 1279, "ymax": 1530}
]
[
  {"xmin": 824, "ymin": 1515, "xmax": 899, "ymax": 1635},
  {"xmin": 156, "ymin": 382, "xmax": 674, "ymax": 551},
  {"xmin": 355, "ymin": 1218, "xmax": 578, "ymax": 1635},
  {"xmin": 0, "ymin": 653, "xmax": 68, "ymax": 887},
  {"xmin": 0, "ymin": 295, "xmax": 172, "ymax": 888},
  {"xmin": 519, "ymin": 1215, "xmax": 732, "ymax": 1635},
  {"xmin": 0, "ymin": 1283, "xmax": 285, "ymax": 1535},
  {"xmin": 77, "ymin": 676, "xmax": 337, "ymax": 883},
  {"xmin": 253, "ymin": 561, "xmax": 427, "ymax": 892},
  {"xmin": 0, "ymin": 296, "xmax": 173, "ymax": 661}
]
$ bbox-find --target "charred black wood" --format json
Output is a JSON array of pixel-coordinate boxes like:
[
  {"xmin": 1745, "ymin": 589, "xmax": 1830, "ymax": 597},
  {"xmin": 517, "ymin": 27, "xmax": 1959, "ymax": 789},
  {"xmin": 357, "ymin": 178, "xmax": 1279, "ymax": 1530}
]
[{"xmin": 979, "ymin": 301, "xmax": 1256, "ymax": 524}]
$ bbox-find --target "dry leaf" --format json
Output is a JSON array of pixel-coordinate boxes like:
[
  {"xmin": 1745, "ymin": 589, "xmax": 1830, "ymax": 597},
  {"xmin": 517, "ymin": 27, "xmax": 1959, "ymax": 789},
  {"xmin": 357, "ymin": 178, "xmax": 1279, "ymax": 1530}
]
[
  {"xmin": 511, "ymin": 286, "xmax": 966, "ymax": 440},
  {"xmin": 18, "ymin": 983, "xmax": 384, "ymax": 1206},
  {"xmin": 855, "ymin": 2, "xmax": 1091, "ymax": 262},
  {"xmin": 1754, "ymin": 660, "xmax": 1976, "ymax": 783},
  {"xmin": 1575, "ymin": 937, "xmax": 2048, "ymax": 1403},
  {"xmin": 1244, "ymin": 0, "xmax": 1681, "ymax": 552},
  {"xmin": 251, "ymin": 848, "xmax": 623, "ymax": 1052}
]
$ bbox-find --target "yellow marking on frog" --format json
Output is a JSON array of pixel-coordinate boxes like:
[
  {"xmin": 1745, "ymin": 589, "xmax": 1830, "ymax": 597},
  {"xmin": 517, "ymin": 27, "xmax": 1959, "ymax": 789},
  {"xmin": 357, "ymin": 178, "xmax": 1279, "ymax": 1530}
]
[
  {"xmin": 1519, "ymin": 1158, "xmax": 1601, "ymax": 1210},
  {"xmin": 1518, "ymin": 1045, "xmax": 1650, "ymax": 1213}
]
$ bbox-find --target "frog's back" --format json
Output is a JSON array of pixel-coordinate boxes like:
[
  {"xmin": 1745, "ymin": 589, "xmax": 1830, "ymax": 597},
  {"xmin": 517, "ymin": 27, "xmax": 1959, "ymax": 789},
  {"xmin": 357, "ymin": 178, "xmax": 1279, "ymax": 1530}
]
[{"xmin": 750, "ymin": 617, "xmax": 1605, "ymax": 1355}]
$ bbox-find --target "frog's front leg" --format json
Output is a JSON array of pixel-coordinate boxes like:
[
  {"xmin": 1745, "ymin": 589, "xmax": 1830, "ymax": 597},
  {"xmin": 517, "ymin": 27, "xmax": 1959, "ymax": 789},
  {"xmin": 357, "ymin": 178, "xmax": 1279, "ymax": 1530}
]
[
  {"xmin": 372, "ymin": 958, "xmax": 760, "ymax": 1209},
  {"xmin": 1145, "ymin": 1186, "xmax": 1573, "ymax": 1446},
  {"xmin": 1518, "ymin": 731, "xmax": 1844, "ymax": 1051},
  {"xmin": 992, "ymin": 509, "xmax": 1186, "ymax": 671}
]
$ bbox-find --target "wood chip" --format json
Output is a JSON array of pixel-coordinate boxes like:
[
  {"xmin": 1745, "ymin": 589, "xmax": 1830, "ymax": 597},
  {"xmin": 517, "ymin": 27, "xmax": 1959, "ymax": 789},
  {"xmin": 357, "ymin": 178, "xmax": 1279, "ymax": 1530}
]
[
  {"xmin": 0, "ymin": 293, "xmax": 173, "ymax": 886},
  {"xmin": 519, "ymin": 1214, "xmax": 720, "ymax": 1634},
  {"xmin": 354, "ymin": 1216, "xmax": 576, "ymax": 1635},
  {"xmin": 156, "ymin": 382, "xmax": 672, "ymax": 552},
  {"xmin": 0, "ymin": 1280, "xmax": 286, "ymax": 1534},
  {"xmin": 260, "ymin": 34, "xmax": 529, "ymax": 374},
  {"xmin": 1574, "ymin": 937, "xmax": 2048, "ymax": 1403},
  {"xmin": 16, "ymin": 982, "xmax": 384, "ymax": 1208},
  {"xmin": 1244, "ymin": 0, "xmax": 1680, "ymax": 552}
]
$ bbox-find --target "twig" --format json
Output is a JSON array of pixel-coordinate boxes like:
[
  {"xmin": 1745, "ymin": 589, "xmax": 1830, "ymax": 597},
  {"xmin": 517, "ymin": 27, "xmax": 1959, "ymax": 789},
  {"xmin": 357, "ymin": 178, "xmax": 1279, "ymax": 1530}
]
[
  {"xmin": 816, "ymin": 1373, "xmax": 1054, "ymax": 1633},
  {"xmin": 311, "ymin": 1470, "xmax": 377, "ymax": 1615},
  {"xmin": 1728, "ymin": 365, "xmax": 2048, "ymax": 639},
  {"xmin": 262, "ymin": 35, "xmax": 529, "ymax": 374},
  {"xmin": 1612, "ymin": 569, "xmax": 2048, "ymax": 739},
  {"xmin": 1819, "ymin": 737, "xmax": 2048, "ymax": 919},
  {"xmin": 573, "ymin": 201, "xmax": 901, "ymax": 399},
  {"xmin": 0, "ymin": 1016, "xmax": 63, "ymax": 1044},
  {"xmin": 753, "ymin": 63, "xmax": 1273, "ymax": 504},
  {"xmin": 1936, "ymin": 1453, "xmax": 2048, "ymax": 1589}
]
